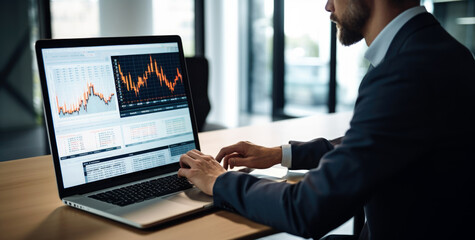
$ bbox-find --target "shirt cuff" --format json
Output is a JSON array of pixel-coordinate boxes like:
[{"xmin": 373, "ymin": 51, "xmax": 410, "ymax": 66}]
[{"xmin": 281, "ymin": 144, "xmax": 292, "ymax": 168}]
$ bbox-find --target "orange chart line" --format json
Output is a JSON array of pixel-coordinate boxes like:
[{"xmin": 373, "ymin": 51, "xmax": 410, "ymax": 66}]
[
  {"xmin": 117, "ymin": 55, "xmax": 183, "ymax": 96},
  {"xmin": 56, "ymin": 82, "xmax": 114, "ymax": 115}
]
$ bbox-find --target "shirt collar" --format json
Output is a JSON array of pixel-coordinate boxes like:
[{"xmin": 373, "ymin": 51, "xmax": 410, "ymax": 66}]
[{"xmin": 364, "ymin": 6, "xmax": 427, "ymax": 67}]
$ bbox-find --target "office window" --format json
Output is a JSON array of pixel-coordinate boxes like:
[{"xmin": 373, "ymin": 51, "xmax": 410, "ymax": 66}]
[
  {"xmin": 248, "ymin": 0, "xmax": 331, "ymax": 117},
  {"xmin": 50, "ymin": 0, "xmax": 195, "ymax": 55},
  {"xmin": 283, "ymin": 0, "xmax": 331, "ymax": 116},
  {"xmin": 431, "ymin": 0, "xmax": 474, "ymax": 55},
  {"xmin": 153, "ymin": 1, "xmax": 195, "ymax": 55},
  {"xmin": 336, "ymin": 41, "xmax": 368, "ymax": 112},
  {"xmin": 334, "ymin": 0, "xmax": 475, "ymax": 112},
  {"xmin": 248, "ymin": 0, "xmax": 274, "ymax": 114},
  {"xmin": 50, "ymin": 0, "xmax": 100, "ymax": 38}
]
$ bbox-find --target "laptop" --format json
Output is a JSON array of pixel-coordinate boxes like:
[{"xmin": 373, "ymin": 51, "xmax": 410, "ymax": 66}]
[{"xmin": 35, "ymin": 35, "xmax": 213, "ymax": 228}]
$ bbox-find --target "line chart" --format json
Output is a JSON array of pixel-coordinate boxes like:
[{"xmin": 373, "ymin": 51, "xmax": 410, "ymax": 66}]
[
  {"xmin": 119, "ymin": 55, "xmax": 183, "ymax": 96},
  {"xmin": 112, "ymin": 53, "xmax": 186, "ymax": 106},
  {"xmin": 52, "ymin": 64, "xmax": 117, "ymax": 118},
  {"xmin": 56, "ymin": 82, "xmax": 114, "ymax": 116}
]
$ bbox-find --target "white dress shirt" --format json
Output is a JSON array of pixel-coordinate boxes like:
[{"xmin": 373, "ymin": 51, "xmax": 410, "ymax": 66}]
[{"xmin": 364, "ymin": 6, "xmax": 427, "ymax": 67}]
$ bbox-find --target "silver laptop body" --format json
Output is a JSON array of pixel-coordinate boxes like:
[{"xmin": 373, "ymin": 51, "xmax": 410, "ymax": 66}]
[{"xmin": 36, "ymin": 35, "xmax": 213, "ymax": 229}]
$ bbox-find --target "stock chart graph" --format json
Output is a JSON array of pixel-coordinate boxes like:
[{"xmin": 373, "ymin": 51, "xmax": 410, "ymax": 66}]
[
  {"xmin": 112, "ymin": 53, "xmax": 185, "ymax": 104},
  {"xmin": 112, "ymin": 53, "xmax": 188, "ymax": 117},
  {"xmin": 53, "ymin": 64, "xmax": 117, "ymax": 118}
]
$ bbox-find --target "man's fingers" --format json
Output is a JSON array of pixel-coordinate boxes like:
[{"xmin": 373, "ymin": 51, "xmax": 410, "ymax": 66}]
[
  {"xmin": 187, "ymin": 149, "xmax": 216, "ymax": 163},
  {"xmin": 190, "ymin": 149, "xmax": 204, "ymax": 155},
  {"xmin": 216, "ymin": 142, "xmax": 248, "ymax": 162},
  {"xmin": 187, "ymin": 150, "xmax": 204, "ymax": 160},
  {"xmin": 229, "ymin": 157, "xmax": 248, "ymax": 169},
  {"xmin": 216, "ymin": 146, "xmax": 238, "ymax": 162},
  {"xmin": 180, "ymin": 153, "xmax": 197, "ymax": 168},
  {"xmin": 179, "ymin": 159, "xmax": 187, "ymax": 168},
  {"xmin": 222, "ymin": 153, "xmax": 241, "ymax": 169},
  {"xmin": 177, "ymin": 168, "xmax": 191, "ymax": 179}
]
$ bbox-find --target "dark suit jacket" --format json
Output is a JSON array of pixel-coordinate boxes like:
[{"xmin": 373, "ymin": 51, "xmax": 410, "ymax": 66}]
[{"xmin": 213, "ymin": 13, "xmax": 475, "ymax": 240}]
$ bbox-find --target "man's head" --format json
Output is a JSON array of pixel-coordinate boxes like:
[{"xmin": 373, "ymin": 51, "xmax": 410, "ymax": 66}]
[
  {"xmin": 325, "ymin": 0, "xmax": 421, "ymax": 46},
  {"xmin": 327, "ymin": 0, "xmax": 370, "ymax": 46}
]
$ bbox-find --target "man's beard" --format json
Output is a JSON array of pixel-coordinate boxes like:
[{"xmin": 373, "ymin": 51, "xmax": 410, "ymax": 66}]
[{"xmin": 330, "ymin": 0, "xmax": 370, "ymax": 46}]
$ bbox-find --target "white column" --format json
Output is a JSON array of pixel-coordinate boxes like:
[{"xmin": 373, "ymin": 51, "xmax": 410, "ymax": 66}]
[{"xmin": 205, "ymin": 0, "xmax": 240, "ymax": 128}]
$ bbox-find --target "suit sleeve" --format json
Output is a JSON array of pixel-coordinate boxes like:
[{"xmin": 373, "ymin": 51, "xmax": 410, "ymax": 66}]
[
  {"xmin": 212, "ymin": 54, "xmax": 432, "ymax": 239},
  {"xmin": 288, "ymin": 138, "xmax": 334, "ymax": 170}
]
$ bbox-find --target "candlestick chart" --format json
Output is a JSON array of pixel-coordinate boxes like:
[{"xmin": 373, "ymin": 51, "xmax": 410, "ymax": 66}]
[
  {"xmin": 53, "ymin": 64, "xmax": 117, "ymax": 118},
  {"xmin": 112, "ymin": 53, "xmax": 186, "ymax": 106}
]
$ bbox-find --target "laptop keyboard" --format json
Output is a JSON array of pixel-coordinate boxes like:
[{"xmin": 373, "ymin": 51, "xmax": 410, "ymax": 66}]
[{"xmin": 89, "ymin": 175, "xmax": 192, "ymax": 207}]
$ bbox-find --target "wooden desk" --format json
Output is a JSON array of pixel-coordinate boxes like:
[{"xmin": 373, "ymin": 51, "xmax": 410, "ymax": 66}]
[{"xmin": 0, "ymin": 112, "xmax": 352, "ymax": 240}]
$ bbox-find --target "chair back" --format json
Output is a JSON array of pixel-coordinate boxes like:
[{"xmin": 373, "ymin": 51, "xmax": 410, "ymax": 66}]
[{"xmin": 185, "ymin": 57, "xmax": 211, "ymax": 132}]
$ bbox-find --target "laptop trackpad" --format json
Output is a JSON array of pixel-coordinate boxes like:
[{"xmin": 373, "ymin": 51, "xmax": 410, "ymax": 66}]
[
  {"xmin": 113, "ymin": 199, "xmax": 199, "ymax": 227},
  {"xmin": 164, "ymin": 187, "xmax": 213, "ymax": 205},
  {"xmin": 112, "ymin": 188, "xmax": 212, "ymax": 226}
]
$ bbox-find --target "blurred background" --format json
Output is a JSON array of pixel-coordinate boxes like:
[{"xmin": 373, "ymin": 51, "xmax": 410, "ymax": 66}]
[{"xmin": 1, "ymin": 0, "xmax": 474, "ymax": 162}]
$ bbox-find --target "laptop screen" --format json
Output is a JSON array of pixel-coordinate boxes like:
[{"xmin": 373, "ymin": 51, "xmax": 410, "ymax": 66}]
[{"xmin": 41, "ymin": 42, "xmax": 196, "ymax": 189}]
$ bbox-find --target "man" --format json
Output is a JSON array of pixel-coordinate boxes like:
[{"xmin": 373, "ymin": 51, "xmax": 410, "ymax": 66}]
[{"xmin": 178, "ymin": 0, "xmax": 475, "ymax": 239}]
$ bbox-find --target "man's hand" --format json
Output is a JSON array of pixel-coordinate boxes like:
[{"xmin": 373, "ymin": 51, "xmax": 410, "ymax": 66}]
[
  {"xmin": 178, "ymin": 149, "xmax": 226, "ymax": 196},
  {"xmin": 216, "ymin": 141, "xmax": 282, "ymax": 170}
]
